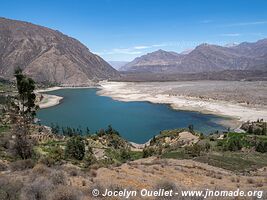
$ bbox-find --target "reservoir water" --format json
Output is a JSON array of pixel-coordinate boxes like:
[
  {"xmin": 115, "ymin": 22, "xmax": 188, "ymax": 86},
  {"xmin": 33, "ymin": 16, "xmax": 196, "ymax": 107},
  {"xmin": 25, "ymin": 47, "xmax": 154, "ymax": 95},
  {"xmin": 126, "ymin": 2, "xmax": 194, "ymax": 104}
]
[{"xmin": 37, "ymin": 88, "xmax": 228, "ymax": 143}]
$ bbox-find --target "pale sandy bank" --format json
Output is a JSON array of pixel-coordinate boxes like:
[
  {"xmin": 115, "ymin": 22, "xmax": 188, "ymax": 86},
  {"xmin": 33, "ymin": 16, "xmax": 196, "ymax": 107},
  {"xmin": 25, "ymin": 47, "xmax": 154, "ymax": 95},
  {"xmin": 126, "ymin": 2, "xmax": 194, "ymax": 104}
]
[
  {"xmin": 98, "ymin": 81, "xmax": 267, "ymax": 126},
  {"xmin": 37, "ymin": 94, "xmax": 63, "ymax": 109}
]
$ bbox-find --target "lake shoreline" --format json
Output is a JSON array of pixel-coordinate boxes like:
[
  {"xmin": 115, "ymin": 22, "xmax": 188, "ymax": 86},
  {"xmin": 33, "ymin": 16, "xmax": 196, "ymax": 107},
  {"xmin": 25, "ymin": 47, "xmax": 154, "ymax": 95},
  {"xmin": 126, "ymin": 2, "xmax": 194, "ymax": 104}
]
[
  {"xmin": 36, "ymin": 81, "xmax": 267, "ymax": 131},
  {"xmin": 36, "ymin": 86, "xmax": 99, "ymax": 108},
  {"xmin": 97, "ymin": 81, "xmax": 267, "ymax": 129}
]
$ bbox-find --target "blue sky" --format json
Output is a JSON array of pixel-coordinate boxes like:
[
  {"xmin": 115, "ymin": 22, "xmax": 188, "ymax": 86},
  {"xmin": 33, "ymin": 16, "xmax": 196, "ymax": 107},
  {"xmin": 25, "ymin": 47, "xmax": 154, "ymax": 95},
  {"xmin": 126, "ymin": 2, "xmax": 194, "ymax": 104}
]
[{"xmin": 1, "ymin": 0, "xmax": 267, "ymax": 61}]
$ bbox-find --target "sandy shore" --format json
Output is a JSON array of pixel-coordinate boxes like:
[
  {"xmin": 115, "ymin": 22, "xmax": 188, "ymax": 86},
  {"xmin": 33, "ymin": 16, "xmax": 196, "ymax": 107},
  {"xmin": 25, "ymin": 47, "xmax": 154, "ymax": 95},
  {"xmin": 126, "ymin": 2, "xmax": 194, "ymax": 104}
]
[
  {"xmin": 36, "ymin": 86, "xmax": 97, "ymax": 109},
  {"xmin": 98, "ymin": 81, "xmax": 267, "ymax": 126},
  {"xmin": 38, "ymin": 94, "xmax": 63, "ymax": 109}
]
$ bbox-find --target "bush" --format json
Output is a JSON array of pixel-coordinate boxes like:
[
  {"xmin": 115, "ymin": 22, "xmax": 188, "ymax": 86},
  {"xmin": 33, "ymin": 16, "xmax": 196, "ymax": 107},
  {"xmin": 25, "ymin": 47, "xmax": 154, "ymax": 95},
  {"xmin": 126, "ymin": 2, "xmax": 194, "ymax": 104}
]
[
  {"xmin": 143, "ymin": 146, "xmax": 156, "ymax": 158},
  {"xmin": 0, "ymin": 178, "xmax": 23, "ymax": 200},
  {"xmin": 49, "ymin": 186, "xmax": 82, "ymax": 200},
  {"xmin": 38, "ymin": 156, "xmax": 55, "ymax": 167},
  {"xmin": 50, "ymin": 170, "xmax": 67, "ymax": 186},
  {"xmin": 256, "ymin": 141, "xmax": 267, "ymax": 153},
  {"xmin": 49, "ymin": 146, "xmax": 64, "ymax": 162},
  {"xmin": 84, "ymin": 153, "xmax": 97, "ymax": 167},
  {"xmin": 10, "ymin": 159, "xmax": 35, "ymax": 171},
  {"xmin": 20, "ymin": 177, "xmax": 53, "ymax": 200},
  {"xmin": 65, "ymin": 136, "xmax": 85, "ymax": 160},
  {"xmin": 32, "ymin": 164, "xmax": 50, "ymax": 175},
  {"xmin": 120, "ymin": 148, "xmax": 131, "ymax": 161},
  {"xmin": 185, "ymin": 144, "xmax": 203, "ymax": 157},
  {"xmin": 0, "ymin": 161, "xmax": 7, "ymax": 171}
]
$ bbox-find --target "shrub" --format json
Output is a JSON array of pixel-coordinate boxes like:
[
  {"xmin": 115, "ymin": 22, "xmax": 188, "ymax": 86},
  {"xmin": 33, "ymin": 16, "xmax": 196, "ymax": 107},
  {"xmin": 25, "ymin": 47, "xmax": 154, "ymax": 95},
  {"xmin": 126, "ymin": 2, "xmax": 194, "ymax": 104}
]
[
  {"xmin": 185, "ymin": 144, "xmax": 203, "ymax": 157},
  {"xmin": 247, "ymin": 178, "xmax": 254, "ymax": 184},
  {"xmin": 13, "ymin": 131, "xmax": 34, "ymax": 159},
  {"xmin": 0, "ymin": 178, "xmax": 23, "ymax": 200},
  {"xmin": 65, "ymin": 136, "xmax": 85, "ymax": 160},
  {"xmin": 20, "ymin": 177, "xmax": 53, "ymax": 200},
  {"xmin": 49, "ymin": 186, "xmax": 82, "ymax": 200},
  {"xmin": 38, "ymin": 156, "xmax": 55, "ymax": 167},
  {"xmin": 84, "ymin": 152, "xmax": 97, "ymax": 167},
  {"xmin": 0, "ymin": 161, "xmax": 7, "ymax": 171},
  {"xmin": 89, "ymin": 169, "xmax": 97, "ymax": 177},
  {"xmin": 120, "ymin": 148, "xmax": 131, "ymax": 161},
  {"xmin": 49, "ymin": 146, "xmax": 64, "ymax": 162},
  {"xmin": 255, "ymin": 141, "xmax": 267, "ymax": 153},
  {"xmin": 69, "ymin": 169, "xmax": 78, "ymax": 176},
  {"xmin": 143, "ymin": 146, "xmax": 156, "ymax": 158},
  {"xmin": 32, "ymin": 164, "xmax": 50, "ymax": 175},
  {"xmin": 10, "ymin": 159, "xmax": 35, "ymax": 171},
  {"xmin": 50, "ymin": 170, "xmax": 67, "ymax": 185}
]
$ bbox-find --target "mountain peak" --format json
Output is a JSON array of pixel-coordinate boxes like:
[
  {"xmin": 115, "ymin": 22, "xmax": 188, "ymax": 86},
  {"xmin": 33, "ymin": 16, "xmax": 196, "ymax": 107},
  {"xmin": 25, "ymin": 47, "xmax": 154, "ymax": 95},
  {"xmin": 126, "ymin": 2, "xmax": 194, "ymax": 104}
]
[
  {"xmin": 0, "ymin": 17, "xmax": 118, "ymax": 86},
  {"xmin": 121, "ymin": 38, "xmax": 267, "ymax": 73}
]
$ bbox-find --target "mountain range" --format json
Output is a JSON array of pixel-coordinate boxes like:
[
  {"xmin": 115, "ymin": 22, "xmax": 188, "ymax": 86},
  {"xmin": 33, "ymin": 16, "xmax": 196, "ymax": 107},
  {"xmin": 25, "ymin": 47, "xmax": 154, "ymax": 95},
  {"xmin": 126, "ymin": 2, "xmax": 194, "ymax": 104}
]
[
  {"xmin": 0, "ymin": 17, "xmax": 118, "ymax": 86},
  {"xmin": 120, "ymin": 39, "xmax": 267, "ymax": 73},
  {"xmin": 1, "ymin": 17, "xmax": 266, "ymax": 85}
]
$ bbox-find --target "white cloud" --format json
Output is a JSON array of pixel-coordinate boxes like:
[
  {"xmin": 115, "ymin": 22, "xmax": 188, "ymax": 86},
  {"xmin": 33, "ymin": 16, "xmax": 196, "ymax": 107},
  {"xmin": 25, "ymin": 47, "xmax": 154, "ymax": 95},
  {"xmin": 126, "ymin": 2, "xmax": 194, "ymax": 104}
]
[
  {"xmin": 219, "ymin": 33, "xmax": 241, "ymax": 37},
  {"xmin": 133, "ymin": 46, "xmax": 150, "ymax": 49},
  {"xmin": 96, "ymin": 48, "xmax": 142, "ymax": 55},
  {"xmin": 151, "ymin": 43, "xmax": 168, "ymax": 47},
  {"xmin": 221, "ymin": 21, "xmax": 267, "ymax": 27}
]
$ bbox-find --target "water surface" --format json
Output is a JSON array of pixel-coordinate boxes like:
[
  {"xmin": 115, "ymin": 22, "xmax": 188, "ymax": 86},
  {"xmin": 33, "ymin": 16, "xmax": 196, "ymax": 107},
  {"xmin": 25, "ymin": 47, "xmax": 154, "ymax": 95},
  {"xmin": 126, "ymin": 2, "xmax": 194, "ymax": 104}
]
[{"xmin": 37, "ymin": 88, "xmax": 227, "ymax": 143}]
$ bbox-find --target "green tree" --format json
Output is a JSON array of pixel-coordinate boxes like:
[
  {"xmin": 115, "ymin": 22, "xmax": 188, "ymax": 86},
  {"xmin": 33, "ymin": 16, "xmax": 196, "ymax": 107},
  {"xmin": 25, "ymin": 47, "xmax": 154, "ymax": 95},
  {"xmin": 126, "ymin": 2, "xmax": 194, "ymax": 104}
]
[
  {"xmin": 120, "ymin": 148, "xmax": 131, "ymax": 161},
  {"xmin": 51, "ymin": 123, "xmax": 60, "ymax": 134},
  {"xmin": 262, "ymin": 122, "xmax": 267, "ymax": 135},
  {"xmin": 14, "ymin": 68, "xmax": 38, "ymax": 122},
  {"xmin": 65, "ymin": 136, "xmax": 85, "ymax": 160},
  {"xmin": 105, "ymin": 125, "xmax": 120, "ymax": 136},
  {"xmin": 142, "ymin": 146, "xmax": 155, "ymax": 158},
  {"xmin": 11, "ymin": 68, "xmax": 38, "ymax": 159},
  {"xmin": 224, "ymin": 137, "xmax": 243, "ymax": 151},
  {"xmin": 188, "ymin": 124, "xmax": 194, "ymax": 133}
]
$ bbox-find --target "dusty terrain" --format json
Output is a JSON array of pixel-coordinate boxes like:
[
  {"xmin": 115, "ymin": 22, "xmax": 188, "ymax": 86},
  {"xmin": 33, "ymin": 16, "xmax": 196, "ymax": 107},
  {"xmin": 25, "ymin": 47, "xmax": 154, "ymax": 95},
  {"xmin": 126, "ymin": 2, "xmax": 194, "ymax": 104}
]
[
  {"xmin": 1, "ymin": 158, "xmax": 266, "ymax": 200},
  {"xmin": 98, "ymin": 81, "xmax": 267, "ymax": 126}
]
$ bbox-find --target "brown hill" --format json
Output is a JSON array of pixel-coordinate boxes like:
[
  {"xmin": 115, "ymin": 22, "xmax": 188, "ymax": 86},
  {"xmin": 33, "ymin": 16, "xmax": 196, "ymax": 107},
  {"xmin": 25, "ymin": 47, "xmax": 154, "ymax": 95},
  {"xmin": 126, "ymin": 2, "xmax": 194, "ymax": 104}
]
[{"xmin": 0, "ymin": 17, "xmax": 118, "ymax": 86}]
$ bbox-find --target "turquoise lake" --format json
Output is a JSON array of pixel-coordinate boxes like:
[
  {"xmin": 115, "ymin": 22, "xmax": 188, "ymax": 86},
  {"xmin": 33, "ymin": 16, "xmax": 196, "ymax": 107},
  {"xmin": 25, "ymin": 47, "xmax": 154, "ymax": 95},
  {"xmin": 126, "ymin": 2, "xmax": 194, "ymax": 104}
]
[{"xmin": 37, "ymin": 88, "xmax": 227, "ymax": 143}]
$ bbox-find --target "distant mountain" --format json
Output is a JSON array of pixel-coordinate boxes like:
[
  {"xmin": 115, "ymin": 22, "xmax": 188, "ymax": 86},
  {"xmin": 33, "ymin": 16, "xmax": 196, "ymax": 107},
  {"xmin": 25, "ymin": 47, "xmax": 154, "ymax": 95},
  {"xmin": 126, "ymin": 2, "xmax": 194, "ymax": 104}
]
[
  {"xmin": 120, "ymin": 49, "xmax": 184, "ymax": 72},
  {"xmin": 121, "ymin": 39, "xmax": 267, "ymax": 73},
  {"xmin": 0, "ymin": 17, "xmax": 118, "ymax": 86},
  {"xmin": 108, "ymin": 61, "xmax": 129, "ymax": 70}
]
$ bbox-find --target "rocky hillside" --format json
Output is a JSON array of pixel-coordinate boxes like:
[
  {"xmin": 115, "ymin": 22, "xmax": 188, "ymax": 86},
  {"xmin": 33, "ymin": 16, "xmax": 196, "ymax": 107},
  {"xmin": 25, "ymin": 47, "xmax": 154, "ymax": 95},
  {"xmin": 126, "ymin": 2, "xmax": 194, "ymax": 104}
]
[
  {"xmin": 121, "ymin": 39, "xmax": 267, "ymax": 73},
  {"xmin": 0, "ymin": 17, "xmax": 118, "ymax": 86}
]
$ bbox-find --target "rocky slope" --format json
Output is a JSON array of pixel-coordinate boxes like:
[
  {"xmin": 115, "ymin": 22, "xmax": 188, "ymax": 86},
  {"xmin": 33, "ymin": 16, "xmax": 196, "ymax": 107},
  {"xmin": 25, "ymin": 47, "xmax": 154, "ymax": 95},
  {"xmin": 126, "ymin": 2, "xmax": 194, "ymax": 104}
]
[
  {"xmin": 121, "ymin": 39, "xmax": 267, "ymax": 73},
  {"xmin": 0, "ymin": 17, "xmax": 118, "ymax": 85}
]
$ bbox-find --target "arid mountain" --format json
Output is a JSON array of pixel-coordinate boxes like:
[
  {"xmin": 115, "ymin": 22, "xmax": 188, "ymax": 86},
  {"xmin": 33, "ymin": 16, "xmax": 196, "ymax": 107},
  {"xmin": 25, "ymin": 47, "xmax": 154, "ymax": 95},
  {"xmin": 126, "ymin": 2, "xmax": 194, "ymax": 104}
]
[
  {"xmin": 0, "ymin": 17, "xmax": 118, "ymax": 85},
  {"xmin": 120, "ymin": 49, "xmax": 184, "ymax": 71},
  {"xmin": 121, "ymin": 39, "xmax": 267, "ymax": 73}
]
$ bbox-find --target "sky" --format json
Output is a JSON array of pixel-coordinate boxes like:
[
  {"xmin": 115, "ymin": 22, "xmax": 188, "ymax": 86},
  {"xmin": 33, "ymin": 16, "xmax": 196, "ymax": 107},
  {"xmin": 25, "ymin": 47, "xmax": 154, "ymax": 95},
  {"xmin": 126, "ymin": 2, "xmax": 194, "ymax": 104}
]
[{"xmin": 1, "ymin": 0, "xmax": 267, "ymax": 61}]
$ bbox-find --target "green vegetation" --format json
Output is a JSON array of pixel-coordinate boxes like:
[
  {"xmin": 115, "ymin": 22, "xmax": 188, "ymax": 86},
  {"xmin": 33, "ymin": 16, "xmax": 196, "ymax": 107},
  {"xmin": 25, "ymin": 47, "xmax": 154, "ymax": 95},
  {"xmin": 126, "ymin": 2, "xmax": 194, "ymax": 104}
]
[
  {"xmin": 195, "ymin": 152, "xmax": 267, "ymax": 172},
  {"xmin": 65, "ymin": 136, "xmax": 85, "ymax": 160}
]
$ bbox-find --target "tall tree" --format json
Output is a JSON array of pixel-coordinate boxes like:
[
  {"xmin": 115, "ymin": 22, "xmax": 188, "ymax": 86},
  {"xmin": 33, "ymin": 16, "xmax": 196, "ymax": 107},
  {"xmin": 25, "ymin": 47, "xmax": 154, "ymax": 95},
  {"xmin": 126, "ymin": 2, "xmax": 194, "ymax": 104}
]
[
  {"xmin": 14, "ymin": 68, "xmax": 38, "ymax": 122},
  {"xmin": 11, "ymin": 68, "xmax": 38, "ymax": 159}
]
